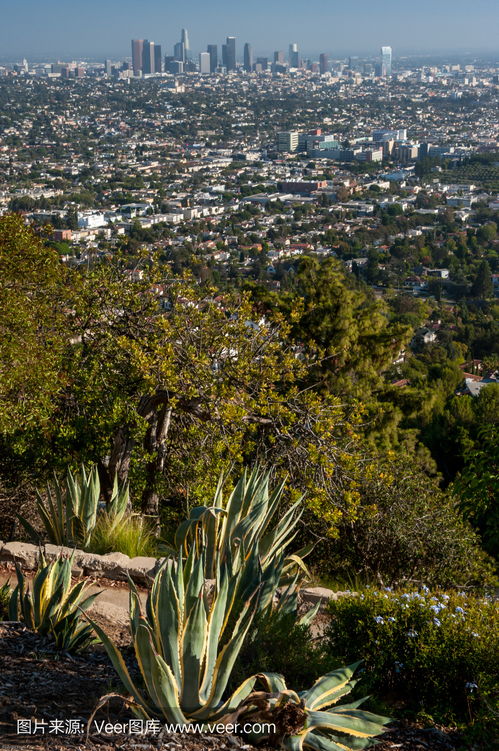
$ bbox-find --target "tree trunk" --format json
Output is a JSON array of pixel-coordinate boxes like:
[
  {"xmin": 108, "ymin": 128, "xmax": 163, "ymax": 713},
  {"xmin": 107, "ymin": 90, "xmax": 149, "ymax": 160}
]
[
  {"xmin": 141, "ymin": 404, "xmax": 172, "ymax": 531},
  {"xmin": 99, "ymin": 424, "xmax": 136, "ymax": 506}
]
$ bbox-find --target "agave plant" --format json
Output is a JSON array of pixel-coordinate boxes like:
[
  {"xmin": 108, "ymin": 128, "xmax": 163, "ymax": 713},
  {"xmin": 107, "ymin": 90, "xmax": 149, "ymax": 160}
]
[
  {"xmin": 174, "ymin": 468, "xmax": 313, "ymax": 618},
  {"xmin": 18, "ymin": 465, "xmax": 129, "ymax": 548},
  {"xmin": 230, "ymin": 663, "xmax": 390, "ymax": 750},
  {"xmin": 89, "ymin": 547, "xmax": 271, "ymax": 722},
  {"xmin": 88, "ymin": 549, "xmax": 388, "ymax": 747},
  {"xmin": 8, "ymin": 554, "xmax": 100, "ymax": 652}
]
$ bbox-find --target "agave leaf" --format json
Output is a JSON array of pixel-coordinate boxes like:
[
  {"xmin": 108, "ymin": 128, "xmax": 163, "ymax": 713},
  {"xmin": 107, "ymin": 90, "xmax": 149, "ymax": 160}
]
[
  {"xmin": 155, "ymin": 567, "xmax": 182, "ymax": 682},
  {"xmin": 300, "ymin": 731, "xmax": 353, "ymax": 751},
  {"xmin": 8, "ymin": 584, "xmax": 20, "ymax": 621},
  {"xmin": 333, "ymin": 708, "xmax": 392, "ymax": 726},
  {"xmin": 16, "ymin": 515, "xmax": 43, "ymax": 544},
  {"xmin": 298, "ymin": 601, "xmax": 321, "ymax": 628},
  {"xmin": 87, "ymin": 615, "xmax": 154, "ymax": 714},
  {"xmin": 302, "ymin": 664, "xmax": 362, "ymax": 710},
  {"xmin": 305, "ymin": 710, "xmax": 386, "ymax": 739},
  {"xmin": 180, "ymin": 592, "xmax": 207, "ymax": 712},
  {"xmin": 31, "ymin": 563, "xmax": 52, "ymax": 629},
  {"xmin": 283, "ymin": 735, "xmax": 305, "ymax": 751},
  {"xmin": 200, "ymin": 567, "xmax": 229, "ymax": 700},
  {"xmin": 201, "ymin": 588, "xmax": 260, "ymax": 713},
  {"xmin": 153, "ymin": 652, "xmax": 189, "ymax": 723}
]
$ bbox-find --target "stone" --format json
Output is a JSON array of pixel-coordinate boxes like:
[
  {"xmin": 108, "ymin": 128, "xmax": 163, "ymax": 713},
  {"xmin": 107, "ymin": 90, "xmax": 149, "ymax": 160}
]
[
  {"xmin": 0, "ymin": 542, "xmax": 40, "ymax": 568},
  {"xmin": 126, "ymin": 556, "xmax": 158, "ymax": 585},
  {"xmin": 80, "ymin": 551, "xmax": 132, "ymax": 580},
  {"xmin": 300, "ymin": 586, "xmax": 336, "ymax": 605}
]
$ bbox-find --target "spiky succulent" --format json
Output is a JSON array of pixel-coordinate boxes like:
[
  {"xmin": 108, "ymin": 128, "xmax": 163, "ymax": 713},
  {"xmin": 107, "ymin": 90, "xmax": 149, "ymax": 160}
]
[
  {"xmin": 234, "ymin": 663, "xmax": 390, "ymax": 750},
  {"xmin": 174, "ymin": 468, "xmax": 315, "ymax": 623},
  {"xmin": 88, "ymin": 549, "xmax": 389, "ymax": 748},
  {"xmin": 9, "ymin": 553, "xmax": 100, "ymax": 652},
  {"xmin": 18, "ymin": 464, "xmax": 129, "ymax": 548},
  {"xmin": 89, "ymin": 547, "xmax": 271, "ymax": 722}
]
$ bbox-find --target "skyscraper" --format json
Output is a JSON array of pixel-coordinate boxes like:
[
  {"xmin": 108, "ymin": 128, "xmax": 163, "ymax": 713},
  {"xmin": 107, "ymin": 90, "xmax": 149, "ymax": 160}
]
[
  {"xmin": 289, "ymin": 43, "xmax": 299, "ymax": 68},
  {"xmin": 131, "ymin": 39, "xmax": 144, "ymax": 75},
  {"xmin": 319, "ymin": 53, "xmax": 329, "ymax": 75},
  {"xmin": 154, "ymin": 44, "xmax": 162, "ymax": 73},
  {"xmin": 174, "ymin": 41, "xmax": 185, "ymax": 63},
  {"xmin": 381, "ymin": 46, "xmax": 392, "ymax": 77},
  {"xmin": 243, "ymin": 43, "xmax": 253, "ymax": 72},
  {"xmin": 207, "ymin": 44, "xmax": 218, "ymax": 73},
  {"xmin": 142, "ymin": 40, "xmax": 155, "ymax": 74},
  {"xmin": 221, "ymin": 44, "xmax": 228, "ymax": 69},
  {"xmin": 226, "ymin": 36, "xmax": 236, "ymax": 71},
  {"xmin": 181, "ymin": 28, "xmax": 190, "ymax": 59},
  {"xmin": 105, "ymin": 59, "xmax": 112, "ymax": 77},
  {"xmin": 199, "ymin": 52, "xmax": 211, "ymax": 74}
]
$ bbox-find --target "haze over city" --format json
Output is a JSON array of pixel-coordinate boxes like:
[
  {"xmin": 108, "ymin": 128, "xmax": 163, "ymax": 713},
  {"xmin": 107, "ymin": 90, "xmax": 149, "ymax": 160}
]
[{"xmin": 1, "ymin": 0, "xmax": 498, "ymax": 60}]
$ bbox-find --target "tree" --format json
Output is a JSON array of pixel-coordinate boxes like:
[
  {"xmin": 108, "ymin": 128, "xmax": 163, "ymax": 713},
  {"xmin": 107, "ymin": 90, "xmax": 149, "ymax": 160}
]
[
  {"xmin": 471, "ymin": 260, "xmax": 493, "ymax": 299},
  {"xmin": 0, "ymin": 215, "xmax": 67, "ymax": 436},
  {"xmin": 59, "ymin": 261, "xmax": 361, "ymax": 525}
]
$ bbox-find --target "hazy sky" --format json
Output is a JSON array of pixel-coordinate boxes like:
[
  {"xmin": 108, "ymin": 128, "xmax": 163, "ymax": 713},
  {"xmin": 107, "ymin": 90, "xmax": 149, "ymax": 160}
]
[{"xmin": 1, "ymin": 0, "xmax": 498, "ymax": 60}]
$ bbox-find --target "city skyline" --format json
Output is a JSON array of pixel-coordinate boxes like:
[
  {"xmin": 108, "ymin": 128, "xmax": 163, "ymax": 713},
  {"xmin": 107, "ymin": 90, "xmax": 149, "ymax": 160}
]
[{"xmin": 0, "ymin": 0, "xmax": 498, "ymax": 59}]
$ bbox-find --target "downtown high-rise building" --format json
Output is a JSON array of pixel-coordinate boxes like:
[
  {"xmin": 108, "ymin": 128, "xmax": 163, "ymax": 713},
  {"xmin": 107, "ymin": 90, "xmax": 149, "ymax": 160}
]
[
  {"xmin": 131, "ymin": 39, "xmax": 144, "ymax": 75},
  {"xmin": 199, "ymin": 51, "xmax": 211, "ymax": 74},
  {"xmin": 243, "ymin": 43, "xmax": 253, "ymax": 72},
  {"xmin": 207, "ymin": 44, "xmax": 218, "ymax": 72},
  {"xmin": 142, "ymin": 40, "xmax": 155, "ymax": 74},
  {"xmin": 319, "ymin": 53, "xmax": 329, "ymax": 74},
  {"xmin": 181, "ymin": 28, "xmax": 190, "ymax": 59},
  {"xmin": 174, "ymin": 41, "xmax": 186, "ymax": 63},
  {"xmin": 289, "ymin": 43, "xmax": 299, "ymax": 68},
  {"xmin": 154, "ymin": 44, "xmax": 162, "ymax": 73},
  {"xmin": 380, "ymin": 46, "xmax": 392, "ymax": 77},
  {"xmin": 226, "ymin": 36, "xmax": 236, "ymax": 71}
]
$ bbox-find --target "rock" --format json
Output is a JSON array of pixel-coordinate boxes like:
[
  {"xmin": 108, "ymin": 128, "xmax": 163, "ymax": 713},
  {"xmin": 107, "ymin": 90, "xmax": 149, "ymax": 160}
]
[
  {"xmin": 126, "ymin": 556, "xmax": 158, "ymax": 585},
  {"xmin": 80, "ymin": 551, "xmax": 132, "ymax": 580},
  {"xmin": 300, "ymin": 586, "xmax": 336, "ymax": 605},
  {"xmin": 0, "ymin": 542, "xmax": 39, "ymax": 568}
]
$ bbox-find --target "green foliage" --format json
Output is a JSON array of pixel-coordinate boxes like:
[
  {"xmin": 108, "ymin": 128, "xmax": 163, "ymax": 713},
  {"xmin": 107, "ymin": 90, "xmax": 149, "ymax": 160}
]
[
  {"xmin": 325, "ymin": 588, "xmax": 499, "ymax": 725},
  {"xmin": 18, "ymin": 465, "xmax": 129, "ymax": 549},
  {"xmin": 455, "ymin": 423, "xmax": 499, "ymax": 558},
  {"xmin": 0, "ymin": 214, "xmax": 67, "ymax": 436},
  {"xmin": 0, "ymin": 581, "xmax": 10, "ymax": 619},
  {"xmin": 88, "ymin": 513, "xmax": 156, "ymax": 558},
  {"xmin": 317, "ymin": 453, "xmax": 497, "ymax": 588},
  {"xmin": 8, "ymin": 554, "xmax": 100, "ymax": 652}
]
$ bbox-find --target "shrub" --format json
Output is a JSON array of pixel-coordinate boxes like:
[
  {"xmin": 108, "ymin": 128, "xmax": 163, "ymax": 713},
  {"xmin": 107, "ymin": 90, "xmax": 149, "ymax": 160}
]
[
  {"xmin": 8, "ymin": 554, "xmax": 100, "ymax": 652},
  {"xmin": 232, "ymin": 610, "xmax": 332, "ymax": 693},
  {"xmin": 87, "ymin": 513, "xmax": 157, "ymax": 558},
  {"xmin": 325, "ymin": 587, "xmax": 499, "ymax": 725},
  {"xmin": 315, "ymin": 454, "xmax": 497, "ymax": 588}
]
